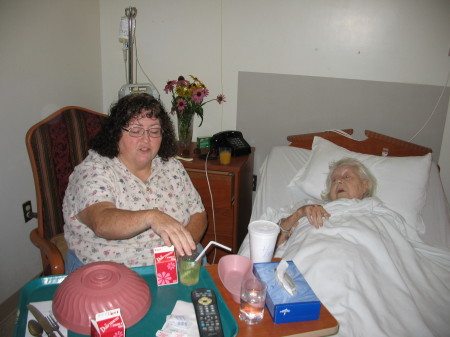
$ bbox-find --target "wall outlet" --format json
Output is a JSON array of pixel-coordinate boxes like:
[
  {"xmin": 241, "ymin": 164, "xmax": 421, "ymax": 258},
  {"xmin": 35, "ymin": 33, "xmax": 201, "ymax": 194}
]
[
  {"xmin": 22, "ymin": 201, "xmax": 35, "ymax": 223},
  {"xmin": 252, "ymin": 174, "xmax": 257, "ymax": 191}
]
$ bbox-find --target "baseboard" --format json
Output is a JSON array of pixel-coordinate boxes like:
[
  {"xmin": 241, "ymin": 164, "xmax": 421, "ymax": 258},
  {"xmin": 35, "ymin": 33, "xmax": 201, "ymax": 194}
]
[
  {"xmin": 0, "ymin": 272, "xmax": 41, "ymax": 319},
  {"xmin": 0, "ymin": 289, "xmax": 20, "ymax": 320}
]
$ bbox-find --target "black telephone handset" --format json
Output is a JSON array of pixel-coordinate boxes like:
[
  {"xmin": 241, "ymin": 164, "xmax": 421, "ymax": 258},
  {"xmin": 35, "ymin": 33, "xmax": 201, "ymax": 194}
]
[{"xmin": 210, "ymin": 130, "xmax": 251, "ymax": 157}]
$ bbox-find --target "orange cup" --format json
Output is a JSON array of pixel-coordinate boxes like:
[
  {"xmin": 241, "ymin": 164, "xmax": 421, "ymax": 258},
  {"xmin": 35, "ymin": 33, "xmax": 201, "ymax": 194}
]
[{"xmin": 219, "ymin": 147, "xmax": 232, "ymax": 165}]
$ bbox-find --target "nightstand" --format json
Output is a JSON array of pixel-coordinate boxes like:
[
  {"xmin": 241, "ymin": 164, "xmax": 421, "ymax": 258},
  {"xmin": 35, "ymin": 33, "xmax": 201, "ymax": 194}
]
[{"xmin": 180, "ymin": 146, "xmax": 254, "ymax": 264}]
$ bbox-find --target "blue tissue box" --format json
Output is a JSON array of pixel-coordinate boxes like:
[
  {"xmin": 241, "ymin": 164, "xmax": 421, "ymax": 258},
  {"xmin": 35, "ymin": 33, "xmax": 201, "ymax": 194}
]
[{"xmin": 253, "ymin": 261, "xmax": 321, "ymax": 324}]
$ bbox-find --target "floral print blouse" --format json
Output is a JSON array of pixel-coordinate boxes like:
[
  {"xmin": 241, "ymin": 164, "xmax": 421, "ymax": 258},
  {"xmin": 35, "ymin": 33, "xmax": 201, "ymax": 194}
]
[{"xmin": 63, "ymin": 150, "xmax": 205, "ymax": 267}]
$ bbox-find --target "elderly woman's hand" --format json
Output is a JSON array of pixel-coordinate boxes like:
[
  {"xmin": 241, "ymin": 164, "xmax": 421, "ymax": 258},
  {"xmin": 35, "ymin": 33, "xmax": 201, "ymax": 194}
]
[
  {"xmin": 276, "ymin": 204, "xmax": 330, "ymax": 247},
  {"xmin": 299, "ymin": 205, "xmax": 330, "ymax": 228},
  {"xmin": 279, "ymin": 204, "xmax": 330, "ymax": 233}
]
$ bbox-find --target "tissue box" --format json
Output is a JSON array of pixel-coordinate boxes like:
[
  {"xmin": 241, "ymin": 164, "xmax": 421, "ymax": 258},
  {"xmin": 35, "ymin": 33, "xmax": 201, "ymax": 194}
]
[
  {"xmin": 91, "ymin": 308, "xmax": 125, "ymax": 337},
  {"xmin": 154, "ymin": 246, "xmax": 178, "ymax": 286},
  {"xmin": 253, "ymin": 261, "xmax": 321, "ymax": 324}
]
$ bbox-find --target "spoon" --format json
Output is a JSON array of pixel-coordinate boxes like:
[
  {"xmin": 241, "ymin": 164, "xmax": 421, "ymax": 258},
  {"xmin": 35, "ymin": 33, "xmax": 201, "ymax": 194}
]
[{"xmin": 28, "ymin": 319, "xmax": 43, "ymax": 337}]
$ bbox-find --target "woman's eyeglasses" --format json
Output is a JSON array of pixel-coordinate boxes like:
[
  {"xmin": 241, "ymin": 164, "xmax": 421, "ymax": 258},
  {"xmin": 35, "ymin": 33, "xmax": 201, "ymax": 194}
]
[{"xmin": 122, "ymin": 126, "xmax": 163, "ymax": 138}]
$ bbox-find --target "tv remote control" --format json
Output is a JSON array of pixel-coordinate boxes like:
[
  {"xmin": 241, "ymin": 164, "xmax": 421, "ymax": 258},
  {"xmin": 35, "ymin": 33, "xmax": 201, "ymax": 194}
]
[{"xmin": 191, "ymin": 288, "xmax": 224, "ymax": 337}]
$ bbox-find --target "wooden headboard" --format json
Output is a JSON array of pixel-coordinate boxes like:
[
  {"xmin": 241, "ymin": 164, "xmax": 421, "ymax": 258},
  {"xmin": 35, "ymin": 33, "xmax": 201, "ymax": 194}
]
[{"xmin": 287, "ymin": 129, "xmax": 432, "ymax": 157}]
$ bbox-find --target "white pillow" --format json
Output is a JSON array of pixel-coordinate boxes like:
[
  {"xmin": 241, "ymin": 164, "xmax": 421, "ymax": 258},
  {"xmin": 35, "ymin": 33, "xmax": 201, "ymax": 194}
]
[{"xmin": 289, "ymin": 137, "xmax": 432, "ymax": 233}]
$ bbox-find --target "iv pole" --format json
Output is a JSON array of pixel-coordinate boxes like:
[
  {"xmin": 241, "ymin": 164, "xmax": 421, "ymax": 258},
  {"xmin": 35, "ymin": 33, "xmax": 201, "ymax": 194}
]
[
  {"xmin": 125, "ymin": 7, "xmax": 137, "ymax": 84},
  {"xmin": 118, "ymin": 7, "xmax": 159, "ymax": 99}
]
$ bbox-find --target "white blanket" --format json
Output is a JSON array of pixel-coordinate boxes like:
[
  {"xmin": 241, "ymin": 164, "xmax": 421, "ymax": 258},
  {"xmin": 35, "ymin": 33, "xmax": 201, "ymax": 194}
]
[{"xmin": 240, "ymin": 198, "xmax": 450, "ymax": 337}]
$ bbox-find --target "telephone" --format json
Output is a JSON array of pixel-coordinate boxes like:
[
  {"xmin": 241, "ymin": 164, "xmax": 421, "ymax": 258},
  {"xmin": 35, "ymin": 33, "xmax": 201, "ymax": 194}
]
[{"xmin": 210, "ymin": 130, "xmax": 251, "ymax": 157}]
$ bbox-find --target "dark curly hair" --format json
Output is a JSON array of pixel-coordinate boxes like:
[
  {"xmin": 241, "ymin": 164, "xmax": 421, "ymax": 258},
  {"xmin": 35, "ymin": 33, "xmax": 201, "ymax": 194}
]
[{"xmin": 90, "ymin": 93, "xmax": 177, "ymax": 160}]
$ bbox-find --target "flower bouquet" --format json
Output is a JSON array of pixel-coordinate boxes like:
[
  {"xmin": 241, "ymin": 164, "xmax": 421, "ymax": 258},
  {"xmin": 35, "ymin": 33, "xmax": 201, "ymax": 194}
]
[{"xmin": 164, "ymin": 75, "xmax": 225, "ymax": 149}]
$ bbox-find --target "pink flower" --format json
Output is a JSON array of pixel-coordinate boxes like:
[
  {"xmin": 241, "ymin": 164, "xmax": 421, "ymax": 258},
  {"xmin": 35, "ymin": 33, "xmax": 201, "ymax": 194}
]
[
  {"xmin": 164, "ymin": 80, "xmax": 176, "ymax": 94},
  {"xmin": 176, "ymin": 98, "xmax": 187, "ymax": 112},
  {"xmin": 216, "ymin": 94, "xmax": 226, "ymax": 104},
  {"xmin": 192, "ymin": 89, "xmax": 206, "ymax": 103},
  {"xmin": 176, "ymin": 76, "xmax": 189, "ymax": 86}
]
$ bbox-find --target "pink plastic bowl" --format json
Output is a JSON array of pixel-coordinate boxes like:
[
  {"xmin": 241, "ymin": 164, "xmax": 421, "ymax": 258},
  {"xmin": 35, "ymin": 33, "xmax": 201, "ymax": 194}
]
[
  {"xmin": 218, "ymin": 255, "xmax": 253, "ymax": 303},
  {"xmin": 52, "ymin": 261, "xmax": 151, "ymax": 335}
]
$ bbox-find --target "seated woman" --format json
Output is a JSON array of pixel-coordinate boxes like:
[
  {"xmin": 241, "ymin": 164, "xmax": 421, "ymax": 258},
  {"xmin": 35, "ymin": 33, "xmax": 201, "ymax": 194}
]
[
  {"xmin": 276, "ymin": 157, "xmax": 377, "ymax": 246},
  {"xmin": 63, "ymin": 93, "xmax": 207, "ymax": 273}
]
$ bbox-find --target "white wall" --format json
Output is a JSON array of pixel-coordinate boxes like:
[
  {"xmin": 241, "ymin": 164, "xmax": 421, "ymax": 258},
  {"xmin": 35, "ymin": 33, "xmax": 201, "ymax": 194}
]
[
  {"xmin": 439, "ymin": 104, "xmax": 450, "ymax": 200},
  {"xmin": 99, "ymin": 0, "xmax": 450, "ymax": 192},
  {"xmin": 0, "ymin": 1, "xmax": 102, "ymax": 303}
]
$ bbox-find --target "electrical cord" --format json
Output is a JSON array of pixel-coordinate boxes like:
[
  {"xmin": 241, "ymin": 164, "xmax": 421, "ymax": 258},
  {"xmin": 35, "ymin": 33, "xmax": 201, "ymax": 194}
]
[
  {"xmin": 123, "ymin": 44, "xmax": 128, "ymax": 83},
  {"xmin": 326, "ymin": 129, "xmax": 356, "ymax": 139},
  {"xmin": 132, "ymin": 18, "xmax": 137, "ymax": 83},
  {"xmin": 134, "ymin": 35, "xmax": 159, "ymax": 92},
  {"xmin": 204, "ymin": 150, "xmax": 218, "ymax": 264},
  {"xmin": 408, "ymin": 70, "xmax": 450, "ymax": 142},
  {"xmin": 325, "ymin": 71, "xmax": 450, "ymax": 144}
]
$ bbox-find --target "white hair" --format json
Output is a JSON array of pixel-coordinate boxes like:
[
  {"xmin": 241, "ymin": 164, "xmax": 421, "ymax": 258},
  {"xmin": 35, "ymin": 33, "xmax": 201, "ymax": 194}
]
[{"xmin": 321, "ymin": 157, "xmax": 377, "ymax": 201}]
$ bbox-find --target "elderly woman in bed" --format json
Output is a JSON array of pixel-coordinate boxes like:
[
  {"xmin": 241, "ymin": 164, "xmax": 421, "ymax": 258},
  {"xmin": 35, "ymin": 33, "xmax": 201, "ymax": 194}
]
[{"xmin": 277, "ymin": 157, "xmax": 377, "ymax": 246}]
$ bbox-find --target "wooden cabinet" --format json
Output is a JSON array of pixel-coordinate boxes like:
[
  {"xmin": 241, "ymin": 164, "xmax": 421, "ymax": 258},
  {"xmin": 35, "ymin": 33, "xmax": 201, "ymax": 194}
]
[{"xmin": 181, "ymin": 147, "xmax": 254, "ymax": 264}]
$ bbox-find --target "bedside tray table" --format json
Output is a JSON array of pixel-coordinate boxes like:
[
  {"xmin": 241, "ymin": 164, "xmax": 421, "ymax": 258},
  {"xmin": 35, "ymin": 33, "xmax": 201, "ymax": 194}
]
[{"xmin": 14, "ymin": 266, "xmax": 238, "ymax": 337}]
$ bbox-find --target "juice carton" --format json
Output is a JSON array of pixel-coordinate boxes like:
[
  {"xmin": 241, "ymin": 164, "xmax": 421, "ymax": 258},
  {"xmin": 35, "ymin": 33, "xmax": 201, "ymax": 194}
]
[
  {"xmin": 91, "ymin": 308, "xmax": 125, "ymax": 337},
  {"xmin": 154, "ymin": 245, "xmax": 178, "ymax": 286}
]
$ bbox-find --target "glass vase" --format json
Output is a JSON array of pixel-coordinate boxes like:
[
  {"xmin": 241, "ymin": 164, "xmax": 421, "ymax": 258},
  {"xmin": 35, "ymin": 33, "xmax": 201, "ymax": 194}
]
[{"xmin": 177, "ymin": 113, "xmax": 194, "ymax": 156}]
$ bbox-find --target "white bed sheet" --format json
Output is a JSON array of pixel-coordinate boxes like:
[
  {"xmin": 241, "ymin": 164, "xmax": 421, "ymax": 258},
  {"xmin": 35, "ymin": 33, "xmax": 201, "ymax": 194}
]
[
  {"xmin": 238, "ymin": 146, "xmax": 450, "ymax": 337},
  {"xmin": 267, "ymin": 198, "xmax": 450, "ymax": 336}
]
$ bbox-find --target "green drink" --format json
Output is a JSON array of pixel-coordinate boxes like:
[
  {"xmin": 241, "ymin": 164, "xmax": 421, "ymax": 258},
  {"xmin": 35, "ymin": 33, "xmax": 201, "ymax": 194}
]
[{"xmin": 179, "ymin": 252, "xmax": 201, "ymax": 286}]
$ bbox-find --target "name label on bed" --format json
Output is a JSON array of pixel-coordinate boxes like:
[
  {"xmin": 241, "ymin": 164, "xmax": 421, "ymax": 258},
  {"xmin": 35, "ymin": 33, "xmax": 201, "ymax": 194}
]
[{"xmin": 253, "ymin": 261, "xmax": 321, "ymax": 324}]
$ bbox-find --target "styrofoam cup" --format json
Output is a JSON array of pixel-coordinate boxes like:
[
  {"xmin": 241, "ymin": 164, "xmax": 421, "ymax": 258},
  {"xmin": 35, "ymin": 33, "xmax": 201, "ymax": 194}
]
[{"xmin": 248, "ymin": 220, "xmax": 280, "ymax": 263}]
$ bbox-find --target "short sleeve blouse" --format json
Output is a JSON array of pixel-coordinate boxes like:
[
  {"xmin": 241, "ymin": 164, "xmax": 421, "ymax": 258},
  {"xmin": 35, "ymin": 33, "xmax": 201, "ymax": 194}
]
[{"xmin": 63, "ymin": 150, "xmax": 205, "ymax": 267}]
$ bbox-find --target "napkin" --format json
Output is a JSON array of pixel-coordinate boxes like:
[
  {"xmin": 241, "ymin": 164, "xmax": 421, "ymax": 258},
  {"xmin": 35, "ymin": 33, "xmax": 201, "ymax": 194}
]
[
  {"xmin": 275, "ymin": 260, "xmax": 297, "ymax": 296},
  {"xmin": 25, "ymin": 300, "xmax": 68, "ymax": 337},
  {"xmin": 157, "ymin": 300, "xmax": 200, "ymax": 337}
]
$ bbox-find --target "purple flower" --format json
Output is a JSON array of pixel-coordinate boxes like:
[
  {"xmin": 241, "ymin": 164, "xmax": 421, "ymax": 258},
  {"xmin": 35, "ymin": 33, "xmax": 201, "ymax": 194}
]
[
  {"xmin": 216, "ymin": 94, "xmax": 226, "ymax": 104},
  {"xmin": 177, "ymin": 75, "xmax": 189, "ymax": 87},
  {"xmin": 192, "ymin": 89, "xmax": 206, "ymax": 103},
  {"xmin": 176, "ymin": 98, "xmax": 187, "ymax": 112},
  {"xmin": 164, "ymin": 80, "xmax": 176, "ymax": 94}
]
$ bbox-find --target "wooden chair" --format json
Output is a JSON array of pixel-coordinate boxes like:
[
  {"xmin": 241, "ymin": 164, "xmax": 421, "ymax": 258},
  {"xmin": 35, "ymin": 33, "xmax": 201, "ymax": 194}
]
[{"xmin": 26, "ymin": 106, "xmax": 106, "ymax": 275}]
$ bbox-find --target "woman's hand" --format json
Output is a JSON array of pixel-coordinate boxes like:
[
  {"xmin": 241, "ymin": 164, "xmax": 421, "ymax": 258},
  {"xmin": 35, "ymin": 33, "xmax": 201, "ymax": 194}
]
[
  {"xmin": 299, "ymin": 204, "xmax": 330, "ymax": 228},
  {"xmin": 276, "ymin": 204, "xmax": 330, "ymax": 247},
  {"xmin": 149, "ymin": 210, "xmax": 197, "ymax": 257}
]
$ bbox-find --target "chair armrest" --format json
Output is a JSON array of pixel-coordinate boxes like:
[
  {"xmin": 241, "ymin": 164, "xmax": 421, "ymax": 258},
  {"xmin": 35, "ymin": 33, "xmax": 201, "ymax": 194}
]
[{"xmin": 29, "ymin": 228, "xmax": 65, "ymax": 275}]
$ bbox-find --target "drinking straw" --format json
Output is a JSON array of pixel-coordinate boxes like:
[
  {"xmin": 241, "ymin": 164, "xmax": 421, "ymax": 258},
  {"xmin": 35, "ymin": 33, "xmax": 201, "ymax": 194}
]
[{"xmin": 195, "ymin": 241, "xmax": 232, "ymax": 262}]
